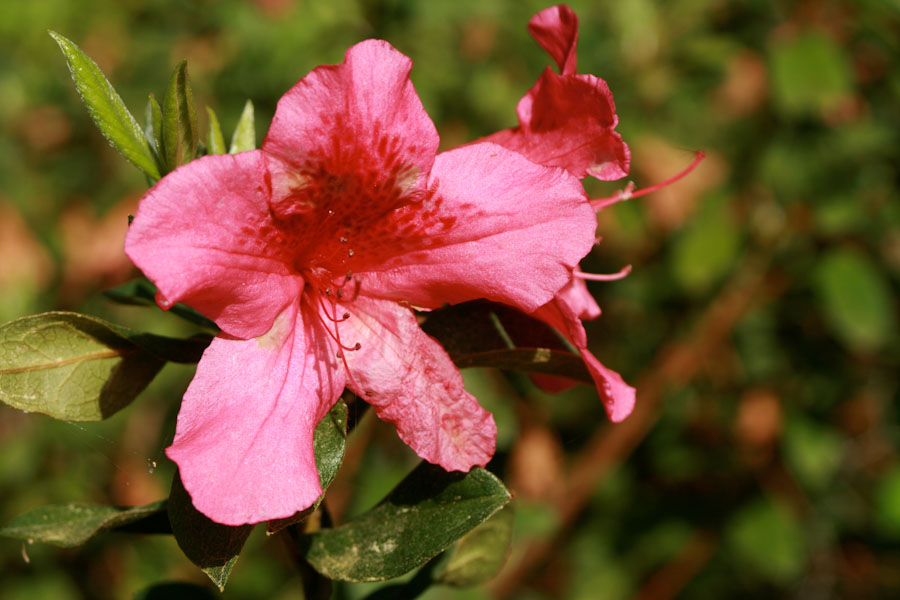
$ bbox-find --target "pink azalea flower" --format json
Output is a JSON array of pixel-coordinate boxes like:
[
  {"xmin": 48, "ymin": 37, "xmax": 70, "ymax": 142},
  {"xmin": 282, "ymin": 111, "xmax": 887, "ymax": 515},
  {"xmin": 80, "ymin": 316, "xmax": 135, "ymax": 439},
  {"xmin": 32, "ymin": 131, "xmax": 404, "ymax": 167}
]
[
  {"xmin": 482, "ymin": 5, "xmax": 631, "ymax": 181},
  {"xmin": 125, "ymin": 40, "xmax": 597, "ymax": 525},
  {"xmin": 484, "ymin": 5, "xmax": 637, "ymax": 422}
]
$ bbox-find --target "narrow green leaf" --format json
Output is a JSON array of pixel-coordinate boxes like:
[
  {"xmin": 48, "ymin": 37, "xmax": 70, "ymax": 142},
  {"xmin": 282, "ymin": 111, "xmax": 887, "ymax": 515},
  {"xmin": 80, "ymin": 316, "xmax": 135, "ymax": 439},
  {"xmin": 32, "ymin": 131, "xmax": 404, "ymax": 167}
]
[
  {"xmin": 168, "ymin": 471, "xmax": 253, "ymax": 591},
  {"xmin": 229, "ymin": 99, "xmax": 256, "ymax": 153},
  {"xmin": 267, "ymin": 400, "xmax": 349, "ymax": 534},
  {"xmin": 161, "ymin": 60, "xmax": 198, "ymax": 170},
  {"xmin": 49, "ymin": 31, "xmax": 160, "ymax": 180},
  {"xmin": 206, "ymin": 106, "xmax": 226, "ymax": 155},
  {"xmin": 103, "ymin": 277, "xmax": 219, "ymax": 331},
  {"xmin": 300, "ymin": 463, "xmax": 511, "ymax": 582},
  {"xmin": 0, "ymin": 312, "xmax": 166, "ymax": 420},
  {"xmin": 436, "ymin": 505, "xmax": 514, "ymax": 586},
  {"xmin": 0, "ymin": 500, "xmax": 166, "ymax": 547},
  {"xmin": 143, "ymin": 93, "xmax": 163, "ymax": 161}
]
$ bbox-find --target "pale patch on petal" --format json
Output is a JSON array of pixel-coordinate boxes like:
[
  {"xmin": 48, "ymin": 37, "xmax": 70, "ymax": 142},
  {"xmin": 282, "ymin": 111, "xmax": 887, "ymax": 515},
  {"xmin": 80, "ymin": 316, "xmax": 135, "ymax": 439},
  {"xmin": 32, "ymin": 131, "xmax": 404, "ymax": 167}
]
[
  {"xmin": 341, "ymin": 297, "xmax": 496, "ymax": 471},
  {"xmin": 166, "ymin": 301, "xmax": 345, "ymax": 525}
]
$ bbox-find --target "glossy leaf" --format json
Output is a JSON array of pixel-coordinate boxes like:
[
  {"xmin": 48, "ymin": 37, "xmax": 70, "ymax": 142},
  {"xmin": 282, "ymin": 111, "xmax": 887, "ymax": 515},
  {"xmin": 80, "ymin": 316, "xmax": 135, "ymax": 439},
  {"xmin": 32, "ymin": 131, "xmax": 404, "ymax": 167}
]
[
  {"xmin": 0, "ymin": 501, "xmax": 166, "ymax": 547},
  {"xmin": 0, "ymin": 312, "xmax": 166, "ymax": 420},
  {"xmin": 104, "ymin": 277, "xmax": 219, "ymax": 331},
  {"xmin": 436, "ymin": 504, "xmax": 514, "ymax": 586},
  {"xmin": 49, "ymin": 31, "xmax": 160, "ymax": 180},
  {"xmin": 300, "ymin": 463, "xmax": 511, "ymax": 582},
  {"xmin": 162, "ymin": 60, "xmax": 198, "ymax": 169},
  {"xmin": 229, "ymin": 99, "xmax": 255, "ymax": 153},
  {"xmin": 206, "ymin": 106, "xmax": 226, "ymax": 155},
  {"xmin": 267, "ymin": 399, "xmax": 349, "ymax": 534},
  {"xmin": 168, "ymin": 471, "xmax": 253, "ymax": 591}
]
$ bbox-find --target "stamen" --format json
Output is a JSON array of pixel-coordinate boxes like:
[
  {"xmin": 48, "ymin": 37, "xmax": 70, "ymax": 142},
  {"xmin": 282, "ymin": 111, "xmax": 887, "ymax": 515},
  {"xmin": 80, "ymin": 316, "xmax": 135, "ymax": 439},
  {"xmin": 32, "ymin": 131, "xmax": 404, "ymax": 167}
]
[
  {"xmin": 590, "ymin": 150, "xmax": 706, "ymax": 211},
  {"xmin": 574, "ymin": 264, "xmax": 632, "ymax": 282}
]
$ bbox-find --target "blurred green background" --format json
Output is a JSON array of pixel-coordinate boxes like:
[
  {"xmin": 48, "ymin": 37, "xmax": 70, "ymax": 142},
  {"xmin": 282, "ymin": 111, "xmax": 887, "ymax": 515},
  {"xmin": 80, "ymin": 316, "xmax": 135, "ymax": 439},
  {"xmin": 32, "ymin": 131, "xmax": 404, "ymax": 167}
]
[{"xmin": 1, "ymin": 0, "xmax": 899, "ymax": 598}]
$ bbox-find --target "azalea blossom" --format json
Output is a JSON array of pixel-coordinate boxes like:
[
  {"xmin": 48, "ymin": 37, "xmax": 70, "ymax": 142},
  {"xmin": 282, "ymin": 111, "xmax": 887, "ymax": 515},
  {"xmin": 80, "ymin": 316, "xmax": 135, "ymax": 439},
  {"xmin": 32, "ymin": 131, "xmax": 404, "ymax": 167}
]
[
  {"xmin": 484, "ymin": 4, "xmax": 636, "ymax": 421},
  {"xmin": 125, "ymin": 40, "xmax": 597, "ymax": 525}
]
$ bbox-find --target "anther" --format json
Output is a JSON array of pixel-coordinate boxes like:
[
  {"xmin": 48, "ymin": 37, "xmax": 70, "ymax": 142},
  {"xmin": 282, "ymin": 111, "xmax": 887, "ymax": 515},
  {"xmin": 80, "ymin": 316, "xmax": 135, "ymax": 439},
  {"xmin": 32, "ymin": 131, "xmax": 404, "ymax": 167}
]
[
  {"xmin": 336, "ymin": 288, "xmax": 344, "ymax": 299},
  {"xmin": 342, "ymin": 312, "xmax": 350, "ymax": 320},
  {"xmin": 353, "ymin": 342, "xmax": 361, "ymax": 350},
  {"xmin": 340, "ymin": 237, "xmax": 348, "ymax": 243},
  {"xmin": 348, "ymin": 249, "xmax": 355, "ymax": 257}
]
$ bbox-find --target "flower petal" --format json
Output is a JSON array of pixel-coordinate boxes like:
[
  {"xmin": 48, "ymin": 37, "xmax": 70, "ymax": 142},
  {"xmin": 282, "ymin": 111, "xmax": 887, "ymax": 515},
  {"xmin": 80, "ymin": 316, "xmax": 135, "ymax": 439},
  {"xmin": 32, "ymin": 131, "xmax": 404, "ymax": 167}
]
[
  {"xmin": 166, "ymin": 301, "xmax": 345, "ymax": 525},
  {"xmin": 341, "ymin": 297, "xmax": 496, "ymax": 472},
  {"xmin": 532, "ymin": 291, "xmax": 635, "ymax": 422},
  {"xmin": 359, "ymin": 142, "xmax": 596, "ymax": 314},
  {"xmin": 529, "ymin": 4, "xmax": 580, "ymax": 75},
  {"xmin": 125, "ymin": 151, "xmax": 301, "ymax": 339},
  {"xmin": 262, "ymin": 39, "xmax": 439, "ymax": 220},
  {"xmin": 483, "ymin": 70, "xmax": 631, "ymax": 181}
]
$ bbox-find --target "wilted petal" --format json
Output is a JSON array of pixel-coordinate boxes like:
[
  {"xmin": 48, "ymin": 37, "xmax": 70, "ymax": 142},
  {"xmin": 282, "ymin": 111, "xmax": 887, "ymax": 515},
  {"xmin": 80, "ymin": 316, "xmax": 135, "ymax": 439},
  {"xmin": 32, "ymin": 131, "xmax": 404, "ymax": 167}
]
[
  {"xmin": 166, "ymin": 301, "xmax": 345, "ymax": 525},
  {"xmin": 361, "ymin": 142, "xmax": 596, "ymax": 314},
  {"xmin": 484, "ymin": 70, "xmax": 630, "ymax": 181},
  {"xmin": 529, "ymin": 4, "xmax": 580, "ymax": 75},
  {"xmin": 341, "ymin": 296, "xmax": 496, "ymax": 471},
  {"xmin": 125, "ymin": 151, "xmax": 301, "ymax": 339}
]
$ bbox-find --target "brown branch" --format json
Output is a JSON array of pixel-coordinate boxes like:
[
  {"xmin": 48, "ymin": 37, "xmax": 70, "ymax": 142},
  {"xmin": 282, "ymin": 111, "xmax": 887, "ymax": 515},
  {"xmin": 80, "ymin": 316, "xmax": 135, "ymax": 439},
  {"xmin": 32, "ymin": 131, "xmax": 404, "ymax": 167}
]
[
  {"xmin": 634, "ymin": 531, "xmax": 719, "ymax": 600},
  {"xmin": 492, "ymin": 249, "xmax": 784, "ymax": 599}
]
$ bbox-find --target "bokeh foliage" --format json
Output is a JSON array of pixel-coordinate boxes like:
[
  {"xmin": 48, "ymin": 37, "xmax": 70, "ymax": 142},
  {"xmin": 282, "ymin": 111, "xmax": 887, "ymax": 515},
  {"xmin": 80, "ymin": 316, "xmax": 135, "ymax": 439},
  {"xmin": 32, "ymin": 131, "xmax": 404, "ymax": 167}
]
[{"xmin": 1, "ymin": 0, "xmax": 898, "ymax": 598}]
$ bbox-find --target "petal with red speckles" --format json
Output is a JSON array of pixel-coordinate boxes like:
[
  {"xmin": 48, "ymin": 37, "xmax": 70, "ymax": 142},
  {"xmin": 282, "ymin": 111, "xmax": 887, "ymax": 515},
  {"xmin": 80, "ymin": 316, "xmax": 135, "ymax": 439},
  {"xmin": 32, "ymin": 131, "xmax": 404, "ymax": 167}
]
[{"xmin": 360, "ymin": 142, "xmax": 596, "ymax": 314}]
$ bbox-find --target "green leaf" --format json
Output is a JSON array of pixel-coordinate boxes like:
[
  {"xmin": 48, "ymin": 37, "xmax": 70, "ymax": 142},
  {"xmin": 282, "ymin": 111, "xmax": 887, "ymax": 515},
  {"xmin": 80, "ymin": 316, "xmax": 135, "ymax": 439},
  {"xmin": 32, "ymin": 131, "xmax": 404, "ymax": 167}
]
[
  {"xmin": 267, "ymin": 399, "xmax": 349, "ymax": 534},
  {"xmin": 300, "ymin": 463, "xmax": 511, "ymax": 582},
  {"xmin": 168, "ymin": 471, "xmax": 253, "ymax": 591},
  {"xmin": 770, "ymin": 31, "xmax": 852, "ymax": 117},
  {"xmin": 436, "ymin": 504, "xmax": 514, "ymax": 586},
  {"xmin": 49, "ymin": 31, "xmax": 160, "ymax": 180},
  {"xmin": 421, "ymin": 301, "xmax": 591, "ymax": 383},
  {"xmin": 143, "ymin": 93, "xmax": 163, "ymax": 163},
  {"xmin": 727, "ymin": 498, "xmax": 805, "ymax": 584},
  {"xmin": 875, "ymin": 465, "xmax": 900, "ymax": 538},
  {"xmin": 0, "ymin": 312, "xmax": 166, "ymax": 420},
  {"xmin": 0, "ymin": 500, "xmax": 166, "ymax": 547},
  {"xmin": 206, "ymin": 106, "xmax": 226, "ymax": 155},
  {"xmin": 229, "ymin": 99, "xmax": 256, "ymax": 153},
  {"xmin": 103, "ymin": 277, "xmax": 219, "ymax": 331},
  {"xmin": 162, "ymin": 60, "xmax": 199, "ymax": 170},
  {"xmin": 814, "ymin": 248, "xmax": 897, "ymax": 351}
]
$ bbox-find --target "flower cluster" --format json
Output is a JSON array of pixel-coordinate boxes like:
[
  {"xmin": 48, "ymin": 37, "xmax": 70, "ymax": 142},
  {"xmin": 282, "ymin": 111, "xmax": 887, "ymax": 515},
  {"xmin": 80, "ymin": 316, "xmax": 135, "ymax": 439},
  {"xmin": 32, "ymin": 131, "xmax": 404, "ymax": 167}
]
[{"xmin": 125, "ymin": 4, "xmax": 634, "ymax": 525}]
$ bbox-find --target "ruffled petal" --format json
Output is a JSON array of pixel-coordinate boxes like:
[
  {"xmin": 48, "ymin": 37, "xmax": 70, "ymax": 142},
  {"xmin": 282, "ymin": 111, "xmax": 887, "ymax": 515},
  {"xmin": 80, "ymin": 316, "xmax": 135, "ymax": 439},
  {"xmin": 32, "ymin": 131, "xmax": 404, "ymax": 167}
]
[
  {"xmin": 483, "ymin": 70, "xmax": 630, "ymax": 181},
  {"xmin": 341, "ymin": 296, "xmax": 496, "ymax": 471},
  {"xmin": 529, "ymin": 4, "xmax": 579, "ymax": 75},
  {"xmin": 166, "ymin": 300, "xmax": 345, "ymax": 525},
  {"xmin": 262, "ymin": 39, "xmax": 439, "ymax": 221},
  {"xmin": 125, "ymin": 151, "xmax": 301, "ymax": 339},
  {"xmin": 359, "ymin": 142, "xmax": 596, "ymax": 314}
]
